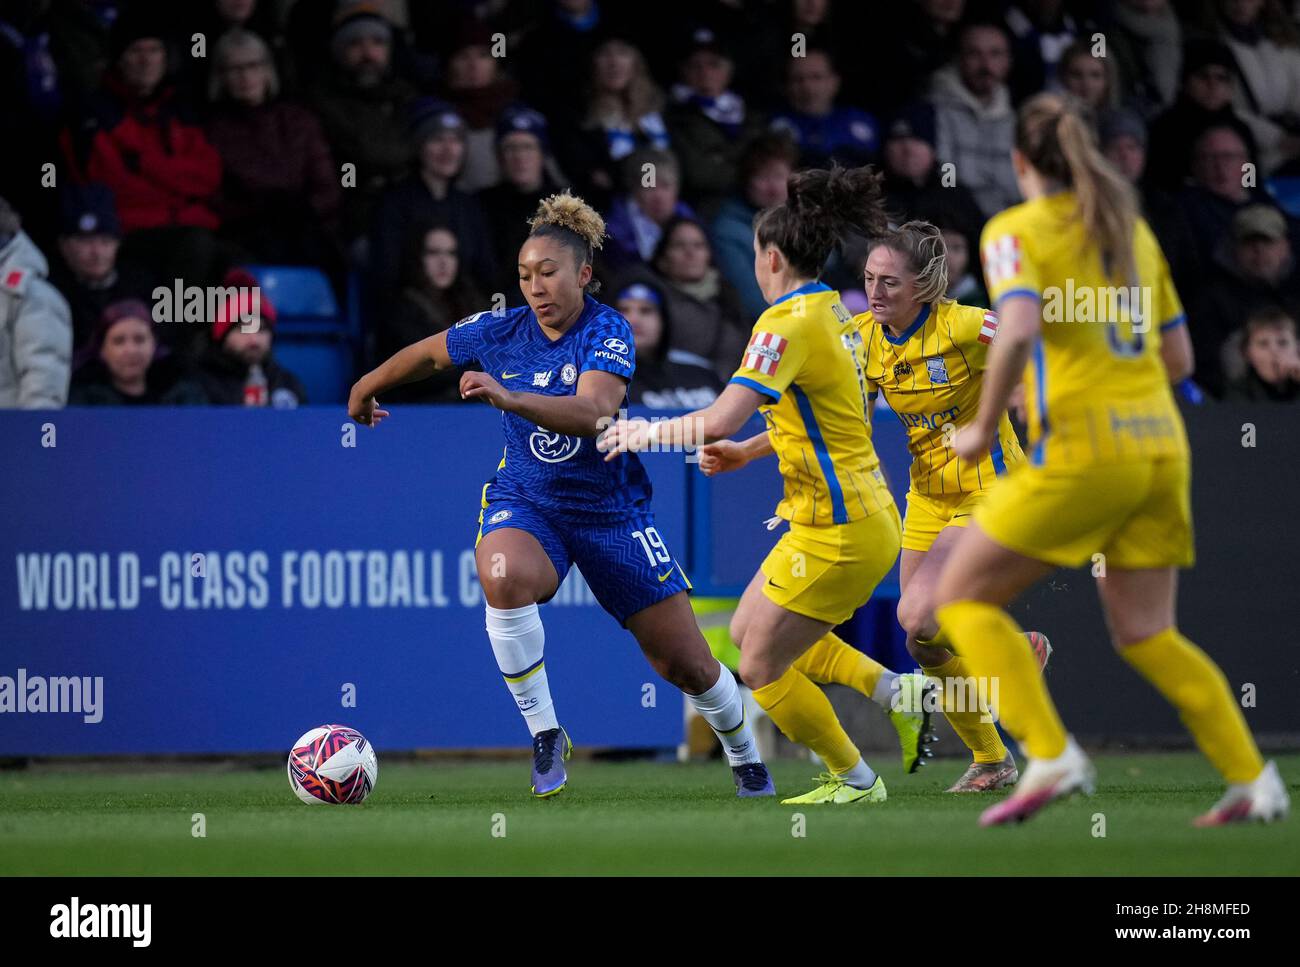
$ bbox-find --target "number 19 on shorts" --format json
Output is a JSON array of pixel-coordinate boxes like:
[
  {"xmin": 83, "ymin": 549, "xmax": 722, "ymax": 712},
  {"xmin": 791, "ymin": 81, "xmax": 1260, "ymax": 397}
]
[{"xmin": 631, "ymin": 528, "xmax": 671, "ymax": 566}]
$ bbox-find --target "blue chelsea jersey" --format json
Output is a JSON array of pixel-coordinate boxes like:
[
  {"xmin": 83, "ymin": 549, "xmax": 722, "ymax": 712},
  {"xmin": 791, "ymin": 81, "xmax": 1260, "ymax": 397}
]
[{"xmin": 444, "ymin": 294, "xmax": 654, "ymax": 520}]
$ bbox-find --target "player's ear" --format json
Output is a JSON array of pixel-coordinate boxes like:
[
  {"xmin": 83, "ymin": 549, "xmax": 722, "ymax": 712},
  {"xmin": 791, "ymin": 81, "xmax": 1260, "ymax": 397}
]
[{"xmin": 577, "ymin": 259, "xmax": 593, "ymax": 289}]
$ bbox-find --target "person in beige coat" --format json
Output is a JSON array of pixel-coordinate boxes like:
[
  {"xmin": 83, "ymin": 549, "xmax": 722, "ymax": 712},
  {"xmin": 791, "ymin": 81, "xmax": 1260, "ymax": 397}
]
[{"xmin": 0, "ymin": 197, "xmax": 72, "ymax": 409}]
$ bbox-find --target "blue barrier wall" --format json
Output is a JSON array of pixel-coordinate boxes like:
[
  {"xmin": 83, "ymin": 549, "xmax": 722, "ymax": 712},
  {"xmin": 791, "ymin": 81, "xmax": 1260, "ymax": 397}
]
[{"xmin": 0, "ymin": 407, "xmax": 914, "ymax": 757}]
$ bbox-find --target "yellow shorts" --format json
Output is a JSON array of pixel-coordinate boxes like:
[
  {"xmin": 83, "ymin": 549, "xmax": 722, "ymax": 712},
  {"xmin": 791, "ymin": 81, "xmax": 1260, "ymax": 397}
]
[
  {"xmin": 760, "ymin": 503, "xmax": 902, "ymax": 625},
  {"xmin": 975, "ymin": 457, "xmax": 1194, "ymax": 570},
  {"xmin": 902, "ymin": 489, "xmax": 984, "ymax": 552}
]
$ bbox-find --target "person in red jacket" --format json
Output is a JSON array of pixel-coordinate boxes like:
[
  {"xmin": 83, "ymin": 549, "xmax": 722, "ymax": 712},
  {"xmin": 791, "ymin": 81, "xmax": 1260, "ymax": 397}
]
[{"xmin": 61, "ymin": 12, "xmax": 228, "ymax": 290}]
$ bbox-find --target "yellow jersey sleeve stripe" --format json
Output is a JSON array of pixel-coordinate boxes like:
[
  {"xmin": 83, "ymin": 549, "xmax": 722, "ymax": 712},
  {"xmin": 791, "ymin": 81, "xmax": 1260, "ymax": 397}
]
[{"xmin": 1160, "ymin": 314, "xmax": 1187, "ymax": 332}]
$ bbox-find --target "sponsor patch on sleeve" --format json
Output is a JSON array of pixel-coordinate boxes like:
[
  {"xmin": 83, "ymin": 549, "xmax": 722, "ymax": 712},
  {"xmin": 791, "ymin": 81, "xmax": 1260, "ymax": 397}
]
[
  {"xmin": 743, "ymin": 331, "xmax": 788, "ymax": 376},
  {"xmin": 978, "ymin": 311, "xmax": 999, "ymax": 345},
  {"xmin": 981, "ymin": 235, "xmax": 1022, "ymax": 289}
]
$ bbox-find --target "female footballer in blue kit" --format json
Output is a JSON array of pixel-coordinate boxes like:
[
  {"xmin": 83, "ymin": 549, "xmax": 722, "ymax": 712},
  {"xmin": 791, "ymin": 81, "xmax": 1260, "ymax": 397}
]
[{"xmin": 348, "ymin": 193, "xmax": 774, "ymax": 799}]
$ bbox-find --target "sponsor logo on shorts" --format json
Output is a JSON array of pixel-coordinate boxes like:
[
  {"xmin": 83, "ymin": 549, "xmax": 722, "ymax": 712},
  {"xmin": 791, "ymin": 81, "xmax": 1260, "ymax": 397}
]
[{"xmin": 488, "ymin": 510, "xmax": 512, "ymax": 524}]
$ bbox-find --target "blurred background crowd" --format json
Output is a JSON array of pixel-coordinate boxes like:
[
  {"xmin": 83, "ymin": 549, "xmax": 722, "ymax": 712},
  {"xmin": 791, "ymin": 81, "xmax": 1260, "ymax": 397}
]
[{"xmin": 2, "ymin": 0, "xmax": 1299, "ymax": 410}]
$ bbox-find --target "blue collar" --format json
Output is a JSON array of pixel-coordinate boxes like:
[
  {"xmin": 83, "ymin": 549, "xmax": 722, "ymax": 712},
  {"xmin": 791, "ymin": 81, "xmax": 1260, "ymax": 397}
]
[
  {"xmin": 773, "ymin": 280, "xmax": 832, "ymax": 305},
  {"xmin": 882, "ymin": 303, "xmax": 931, "ymax": 344}
]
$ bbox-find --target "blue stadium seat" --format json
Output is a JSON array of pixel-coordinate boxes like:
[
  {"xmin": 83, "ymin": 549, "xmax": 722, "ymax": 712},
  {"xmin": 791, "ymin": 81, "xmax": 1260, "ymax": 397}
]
[
  {"xmin": 245, "ymin": 265, "xmax": 344, "ymax": 337},
  {"xmin": 274, "ymin": 338, "xmax": 353, "ymax": 405},
  {"xmin": 1266, "ymin": 177, "xmax": 1300, "ymax": 219}
]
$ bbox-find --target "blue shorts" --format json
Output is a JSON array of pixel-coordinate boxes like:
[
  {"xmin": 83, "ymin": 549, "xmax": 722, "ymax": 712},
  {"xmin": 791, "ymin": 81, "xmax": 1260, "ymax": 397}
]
[{"xmin": 477, "ymin": 499, "xmax": 692, "ymax": 626}]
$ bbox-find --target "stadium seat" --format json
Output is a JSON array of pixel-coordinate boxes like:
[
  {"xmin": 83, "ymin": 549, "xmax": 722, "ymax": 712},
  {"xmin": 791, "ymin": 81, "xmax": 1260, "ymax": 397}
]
[
  {"xmin": 274, "ymin": 337, "xmax": 353, "ymax": 405},
  {"xmin": 1266, "ymin": 177, "xmax": 1300, "ymax": 219},
  {"xmin": 245, "ymin": 265, "xmax": 344, "ymax": 337}
]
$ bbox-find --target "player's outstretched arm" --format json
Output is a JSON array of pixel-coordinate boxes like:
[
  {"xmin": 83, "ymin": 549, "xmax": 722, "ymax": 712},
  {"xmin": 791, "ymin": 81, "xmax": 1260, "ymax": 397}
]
[
  {"xmin": 598, "ymin": 383, "xmax": 765, "ymax": 460},
  {"xmin": 348, "ymin": 332, "xmax": 454, "ymax": 426},
  {"xmin": 460, "ymin": 368, "xmax": 627, "ymax": 437},
  {"xmin": 698, "ymin": 432, "xmax": 774, "ymax": 476}
]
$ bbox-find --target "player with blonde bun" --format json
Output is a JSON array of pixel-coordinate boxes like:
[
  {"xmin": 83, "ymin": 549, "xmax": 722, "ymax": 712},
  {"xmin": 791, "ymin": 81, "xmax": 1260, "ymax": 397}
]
[{"xmin": 349, "ymin": 192, "xmax": 775, "ymax": 800}]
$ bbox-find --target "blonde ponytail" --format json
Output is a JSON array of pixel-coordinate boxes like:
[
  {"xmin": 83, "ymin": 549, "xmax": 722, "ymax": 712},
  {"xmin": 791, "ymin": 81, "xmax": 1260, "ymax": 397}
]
[{"xmin": 1016, "ymin": 93, "xmax": 1139, "ymax": 286}]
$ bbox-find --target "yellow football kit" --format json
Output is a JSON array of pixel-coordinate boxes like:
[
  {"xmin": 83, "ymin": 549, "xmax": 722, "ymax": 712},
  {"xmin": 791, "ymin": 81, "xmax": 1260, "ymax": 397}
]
[
  {"xmin": 730, "ymin": 281, "xmax": 899, "ymax": 624},
  {"xmin": 936, "ymin": 191, "xmax": 1263, "ymax": 787},
  {"xmin": 977, "ymin": 192, "xmax": 1193, "ymax": 569},
  {"xmin": 860, "ymin": 300, "xmax": 1025, "ymax": 552}
]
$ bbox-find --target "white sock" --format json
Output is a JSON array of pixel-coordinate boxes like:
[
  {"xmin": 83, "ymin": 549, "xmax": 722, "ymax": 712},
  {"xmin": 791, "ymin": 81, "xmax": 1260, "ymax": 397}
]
[
  {"xmin": 871, "ymin": 669, "xmax": 900, "ymax": 707},
  {"xmin": 685, "ymin": 661, "xmax": 762, "ymax": 766},
  {"xmin": 485, "ymin": 604, "xmax": 557, "ymax": 736},
  {"xmin": 838, "ymin": 757, "xmax": 878, "ymax": 789}
]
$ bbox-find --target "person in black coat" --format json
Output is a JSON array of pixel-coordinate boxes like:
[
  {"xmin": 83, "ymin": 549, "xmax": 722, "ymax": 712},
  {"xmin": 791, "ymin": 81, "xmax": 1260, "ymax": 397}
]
[
  {"xmin": 1223, "ymin": 306, "xmax": 1300, "ymax": 402},
  {"xmin": 377, "ymin": 222, "xmax": 486, "ymax": 404},
  {"xmin": 614, "ymin": 279, "xmax": 722, "ymax": 410},
  {"xmin": 68, "ymin": 298, "xmax": 206, "ymax": 406},
  {"xmin": 879, "ymin": 102, "xmax": 985, "ymax": 235},
  {"xmin": 195, "ymin": 269, "xmax": 307, "ymax": 406},
  {"xmin": 49, "ymin": 183, "xmax": 155, "ymax": 361},
  {"xmin": 368, "ymin": 99, "xmax": 496, "ymax": 314},
  {"xmin": 475, "ymin": 107, "xmax": 566, "ymax": 303}
]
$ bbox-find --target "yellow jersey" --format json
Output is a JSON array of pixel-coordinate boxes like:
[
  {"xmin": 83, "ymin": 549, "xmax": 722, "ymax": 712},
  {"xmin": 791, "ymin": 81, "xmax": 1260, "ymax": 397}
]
[
  {"xmin": 980, "ymin": 191, "xmax": 1188, "ymax": 467},
  {"xmin": 730, "ymin": 282, "xmax": 893, "ymax": 526},
  {"xmin": 860, "ymin": 300, "xmax": 1025, "ymax": 496}
]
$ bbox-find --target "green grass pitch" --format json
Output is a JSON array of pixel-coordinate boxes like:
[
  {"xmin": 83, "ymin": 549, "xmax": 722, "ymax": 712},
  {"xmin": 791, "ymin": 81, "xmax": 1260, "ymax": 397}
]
[{"xmin": 2, "ymin": 752, "xmax": 1297, "ymax": 875}]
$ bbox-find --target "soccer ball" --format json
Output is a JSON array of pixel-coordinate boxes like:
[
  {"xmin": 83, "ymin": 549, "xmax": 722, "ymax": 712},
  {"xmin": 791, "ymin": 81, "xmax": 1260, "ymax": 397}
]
[{"xmin": 287, "ymin": 724, "xmax": 378, "ymax": 805}]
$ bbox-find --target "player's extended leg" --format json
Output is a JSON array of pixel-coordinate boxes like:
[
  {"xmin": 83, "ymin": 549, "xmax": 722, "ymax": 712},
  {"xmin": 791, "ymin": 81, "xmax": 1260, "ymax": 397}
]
[
  {"xmin": 626, "ymin": 591, "xmax": 775, "ymax": 797},
  {"xmin": 790, "ymin": 625, "xmax": 936, "ymax": 774},
  {"xmin": 1098, "ymin": 567, "xmax": 1286, "ymax": 825},
  {"xmin": 900, "ymin": 532, "xmax": 1012, "ymax": 790},
  {"xmin": 736, "ymin": 594, "xmax": 885, "ymax": 805},
  {"xmin": 932, "ymin": 524, "xmax": 1092, "ymax": 825},
  {"xmin": 475, "ymin": 527, "xmax": 569, "ymax": 798}
]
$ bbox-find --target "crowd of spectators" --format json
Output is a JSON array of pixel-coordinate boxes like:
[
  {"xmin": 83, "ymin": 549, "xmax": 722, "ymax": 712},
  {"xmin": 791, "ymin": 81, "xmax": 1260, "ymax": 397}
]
[{"xmin": 2, "ymin": 0, "xmax": 1299, "ymax": 409}]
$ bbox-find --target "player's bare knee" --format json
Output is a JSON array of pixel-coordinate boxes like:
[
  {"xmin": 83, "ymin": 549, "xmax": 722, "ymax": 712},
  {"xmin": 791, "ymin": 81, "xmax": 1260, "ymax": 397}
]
[
  {"xmin": 896, "ymin": 592, "xmax": 932, "ymax": 640},
  {"xmin": 663, "ymin": 655, "xmax": 717, "ymax": 694},
  {"xmin": 738, "ymin": 653, "xmax": 777, "ymax": 691},
  {"xmin": 479, "ymin": 572, "xmax": 540, "ymax": 610}
]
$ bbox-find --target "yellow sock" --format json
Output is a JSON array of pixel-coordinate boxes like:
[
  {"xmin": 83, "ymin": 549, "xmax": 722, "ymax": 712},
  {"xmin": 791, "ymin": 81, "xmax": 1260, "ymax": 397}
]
[
  {"xmin": 792, "ymin": 632, "xmax": 887, "ymax": 697},
  {"xmin": 921, "ymin": 653, "xmax": 1007, "ymax": 764},
  {"xmin": 751, "ymin": 667, "xmax": 862, "ymax": 774},
  {"xmin": 1121, "ymin": 628, "xmax": 1264, "ymax": 784},
  {"xmin": 934, "ymin": 601, "xmax": 1068, "ymax": 760}
]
